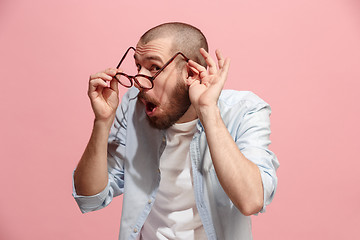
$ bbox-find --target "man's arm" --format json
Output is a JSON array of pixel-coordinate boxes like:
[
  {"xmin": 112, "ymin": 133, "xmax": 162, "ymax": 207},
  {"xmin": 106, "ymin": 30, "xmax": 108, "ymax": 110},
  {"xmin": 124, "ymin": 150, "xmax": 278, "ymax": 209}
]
[
  {"xmin": 187, "ymin": 49, "xmax": 264, "ymax": 216},
  {"xmin": 73, "ymin": 68, "xmax": 119, "ymax": 196},
  {"xmin": 199, "ymin": 106, "xmax": 264, "ymax": 216}
]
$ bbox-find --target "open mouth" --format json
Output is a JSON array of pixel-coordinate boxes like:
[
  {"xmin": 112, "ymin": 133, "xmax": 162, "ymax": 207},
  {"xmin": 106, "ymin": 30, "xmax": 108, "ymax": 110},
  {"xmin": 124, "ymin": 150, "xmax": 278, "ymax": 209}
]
[
  {"xmin": 145, "ymin": 101, "xmax": 157, "ymax": 115},
  {"xmin": 138, "ymin": 92, "xmax": 159, "ymax": 116}
]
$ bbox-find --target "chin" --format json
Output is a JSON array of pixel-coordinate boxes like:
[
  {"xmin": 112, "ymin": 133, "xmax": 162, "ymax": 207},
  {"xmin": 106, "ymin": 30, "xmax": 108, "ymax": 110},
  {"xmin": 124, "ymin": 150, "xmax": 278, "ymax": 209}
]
[{"xmin": 146, "ymin": 114, "xmax": 178, "ymax": 130}]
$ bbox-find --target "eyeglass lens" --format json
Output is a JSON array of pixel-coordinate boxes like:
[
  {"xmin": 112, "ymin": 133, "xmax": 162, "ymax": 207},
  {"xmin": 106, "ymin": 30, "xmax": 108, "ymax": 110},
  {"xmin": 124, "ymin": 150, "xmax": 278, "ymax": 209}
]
[{"xmin": 115, "ymin": 74, "xmax": 153, "ymax": 89}]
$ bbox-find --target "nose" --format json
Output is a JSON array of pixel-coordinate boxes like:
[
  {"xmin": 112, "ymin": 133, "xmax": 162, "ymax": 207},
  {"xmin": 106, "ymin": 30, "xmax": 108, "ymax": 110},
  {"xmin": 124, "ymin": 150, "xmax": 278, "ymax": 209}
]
[
  {"xmin": 133, "ymin": 78, "xmax": 141, "ymax": 90},
  {"xmin": 138, "ymin": 67, "xmax": 150, "ymax": 76},
  {"xmin": 133, "ymin": 77, "xmax": 151, "ymax": 91}
]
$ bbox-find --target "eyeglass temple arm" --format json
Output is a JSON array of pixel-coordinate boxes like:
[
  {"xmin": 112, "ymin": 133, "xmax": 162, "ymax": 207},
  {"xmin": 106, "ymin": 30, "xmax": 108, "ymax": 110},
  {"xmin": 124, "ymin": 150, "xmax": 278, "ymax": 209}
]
[
  {"xmin": 116, "ymin": 47, "xmax": 136, "ymax": 69},
  {"xmin": 151, "ymin": 52, "xmax": 190, "ymax": 79}
]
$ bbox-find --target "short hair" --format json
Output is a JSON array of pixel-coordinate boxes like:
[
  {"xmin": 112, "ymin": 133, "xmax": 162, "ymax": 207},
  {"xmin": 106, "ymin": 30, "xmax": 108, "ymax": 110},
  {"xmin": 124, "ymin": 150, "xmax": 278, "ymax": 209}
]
[{"xmin": 139, "ymin": 22, "xmax": 208, "ymax": 68}]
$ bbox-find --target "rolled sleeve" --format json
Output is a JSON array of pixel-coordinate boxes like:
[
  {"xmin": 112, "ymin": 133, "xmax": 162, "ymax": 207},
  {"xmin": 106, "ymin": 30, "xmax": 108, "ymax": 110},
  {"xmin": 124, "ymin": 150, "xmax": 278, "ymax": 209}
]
[
  {"xmin": 258, "ymin": 160, "xmax": 278, "ymax": 213},
  {"xmin": 236, "ymin": 103, "xmax": 279, "ymax": 213},
  {"xmin": 72, "ymin": 171, "xmax": 111, "ymax": 213}
]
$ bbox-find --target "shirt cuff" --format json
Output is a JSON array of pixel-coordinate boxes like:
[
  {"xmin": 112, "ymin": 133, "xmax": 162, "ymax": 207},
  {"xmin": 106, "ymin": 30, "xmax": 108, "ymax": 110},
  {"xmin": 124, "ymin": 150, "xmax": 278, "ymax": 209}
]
[
  {"xmin": 72, "ymin": 171, "xmax": 110, "ymax": 213},
  {"xmin": 258, "ymin": 168, "xmax": 276, "ymax": 214}
]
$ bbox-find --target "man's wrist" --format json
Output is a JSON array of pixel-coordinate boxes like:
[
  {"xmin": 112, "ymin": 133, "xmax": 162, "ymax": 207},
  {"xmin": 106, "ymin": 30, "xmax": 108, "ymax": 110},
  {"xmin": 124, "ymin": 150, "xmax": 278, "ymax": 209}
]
[
  {"xmin": 198, "ymin": 105, "xmax": 222, "ymax": 128},
  {"xmin": 93, "ymin": 115, "xmax": 115, "ymax": 131}
]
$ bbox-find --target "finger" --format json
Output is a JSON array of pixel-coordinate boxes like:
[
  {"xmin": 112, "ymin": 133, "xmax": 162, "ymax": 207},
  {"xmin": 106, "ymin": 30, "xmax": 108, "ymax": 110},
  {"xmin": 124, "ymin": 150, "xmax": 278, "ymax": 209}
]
[
  {"xmin": 186, "ymin": 65, "xmax": 201, "ymax": 83},
  {"xmin": 215, "ymin": 49, "xmax": 225, "ymax": 68},
  {"xmin": 89, "ymin": 78, "xmax": 108, "ymax": 93},
  {"xmin": 199, "ymin": 48, "xmax": 217, "ymax": 75},
  {"xmin": 104, "ymin": 68, "xmax": 118, "ymax": 77},
  {"xmin": 187, "ymin": 78, "xmax": 203, "ymax": 90},
  {"xmin": 222, "ymin": 58, "xmax": 231, "ymax": 74},
  {"xmin": 187, "ymin": 64, "xmax": 200, "ymax": 76},
  {"xmin": 109, "ymin": 78, "xmax": 119, "ymax": 94},
  {"xmin": 188, "ymin": 60, "xmax": 207, "ymax": 75},
  {"xmin": 186, "ymin": 76, "xmax": 198, "ymax": 86},
  {"xmin": 188, "ymin": 61, "xmax": 209, "ymax": 83},
  {"xmin": 219, "ymin": 58, "xmax": 231, "ymax": 83},
  {"xmin": 90, "ymin": 72, "xmax": 114, "ymax": 82},
  {"xmin": 90, "ymin": 68, "xmax": 117, "ymax": 81}
]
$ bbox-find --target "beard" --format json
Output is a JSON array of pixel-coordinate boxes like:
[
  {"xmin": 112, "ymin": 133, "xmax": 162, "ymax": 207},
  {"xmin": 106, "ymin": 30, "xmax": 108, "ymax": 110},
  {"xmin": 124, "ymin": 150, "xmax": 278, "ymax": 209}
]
[{"xmin": 137, "ymin": 75, "xmax": 191, "ymax": 130}]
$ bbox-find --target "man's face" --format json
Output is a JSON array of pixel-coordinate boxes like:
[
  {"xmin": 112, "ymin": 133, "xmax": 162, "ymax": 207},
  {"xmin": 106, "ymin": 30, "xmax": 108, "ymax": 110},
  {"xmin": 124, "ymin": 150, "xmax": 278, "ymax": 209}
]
[{"xmin": 134, "ymin": 38, "xmax": 191, "ymax": 129}]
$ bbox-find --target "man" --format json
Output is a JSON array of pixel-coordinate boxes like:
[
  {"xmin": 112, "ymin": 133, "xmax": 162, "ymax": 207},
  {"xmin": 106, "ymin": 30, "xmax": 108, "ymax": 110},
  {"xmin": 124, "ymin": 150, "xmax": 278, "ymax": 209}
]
[{"xmin": 73, "ymin": 22, "xmax": 279, "ymax": 240}]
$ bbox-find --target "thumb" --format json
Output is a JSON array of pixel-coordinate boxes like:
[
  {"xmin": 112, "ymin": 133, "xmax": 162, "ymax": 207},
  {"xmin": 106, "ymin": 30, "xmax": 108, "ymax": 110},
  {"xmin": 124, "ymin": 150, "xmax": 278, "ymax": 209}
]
[{"xmin": 186, "ymin": 77, "xmax": 198, "ymax": 86}]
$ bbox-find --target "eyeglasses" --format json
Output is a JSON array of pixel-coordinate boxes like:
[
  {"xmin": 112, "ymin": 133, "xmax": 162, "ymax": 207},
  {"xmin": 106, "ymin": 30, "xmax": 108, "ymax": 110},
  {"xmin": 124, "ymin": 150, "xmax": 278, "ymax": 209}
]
[{"xmin": 115, "ymin": 47, "xmax": 189, "ymax": 90}]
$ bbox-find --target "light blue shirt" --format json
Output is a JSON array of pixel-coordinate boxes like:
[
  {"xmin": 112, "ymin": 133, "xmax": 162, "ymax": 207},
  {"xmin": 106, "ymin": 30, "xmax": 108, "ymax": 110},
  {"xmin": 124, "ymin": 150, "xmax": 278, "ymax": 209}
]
[{"xmin": 72, "ymin": 88, "xmax": 279, "ymax": 240}]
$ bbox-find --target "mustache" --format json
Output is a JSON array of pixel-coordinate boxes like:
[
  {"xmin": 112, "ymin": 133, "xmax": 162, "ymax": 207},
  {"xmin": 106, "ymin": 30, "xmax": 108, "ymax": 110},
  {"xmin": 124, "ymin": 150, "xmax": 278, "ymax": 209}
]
[{"xmin": 137, "ymin": 91, "xmax": 160, "ymax": 106}]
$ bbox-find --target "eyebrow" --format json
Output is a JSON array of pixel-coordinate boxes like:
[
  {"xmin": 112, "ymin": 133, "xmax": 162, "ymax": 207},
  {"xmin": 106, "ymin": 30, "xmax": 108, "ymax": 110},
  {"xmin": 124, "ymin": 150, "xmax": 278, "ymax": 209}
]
[{"xmin": 133, "ymin": 54, "xmax": 164, "ymax": 64}]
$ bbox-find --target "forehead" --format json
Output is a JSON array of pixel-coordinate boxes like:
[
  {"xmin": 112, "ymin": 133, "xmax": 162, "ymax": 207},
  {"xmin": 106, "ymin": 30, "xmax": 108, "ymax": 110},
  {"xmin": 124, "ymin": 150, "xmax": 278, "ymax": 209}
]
[{"xmin": 135, "ymin": 38, "xmax": 173, "ymax": 61}]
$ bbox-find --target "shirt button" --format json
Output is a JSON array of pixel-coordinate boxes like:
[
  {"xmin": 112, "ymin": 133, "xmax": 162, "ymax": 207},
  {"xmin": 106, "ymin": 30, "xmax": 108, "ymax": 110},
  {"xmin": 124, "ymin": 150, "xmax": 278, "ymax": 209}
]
[
  {"xmin": 148, "ymin": 199, "xmax": 152, "ymax": 204},
  {"xmin": 133, "ymin": 228, "xmax": 138, "ymax": 233}
]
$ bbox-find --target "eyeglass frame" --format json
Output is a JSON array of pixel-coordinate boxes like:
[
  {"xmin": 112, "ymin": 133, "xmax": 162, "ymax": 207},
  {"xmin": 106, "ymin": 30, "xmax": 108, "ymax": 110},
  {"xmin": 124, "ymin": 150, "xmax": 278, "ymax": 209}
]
[{"xmin": 115, "ymin": 46, "xmax": 190, "ymax": 90}]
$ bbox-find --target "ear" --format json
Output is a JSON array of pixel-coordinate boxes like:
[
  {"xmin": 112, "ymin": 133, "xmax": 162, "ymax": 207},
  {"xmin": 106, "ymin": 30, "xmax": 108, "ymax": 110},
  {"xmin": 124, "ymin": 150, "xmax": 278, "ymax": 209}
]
[{"xmin": 186, "ymin": 64, "xmax": 195, "ymax": 78}]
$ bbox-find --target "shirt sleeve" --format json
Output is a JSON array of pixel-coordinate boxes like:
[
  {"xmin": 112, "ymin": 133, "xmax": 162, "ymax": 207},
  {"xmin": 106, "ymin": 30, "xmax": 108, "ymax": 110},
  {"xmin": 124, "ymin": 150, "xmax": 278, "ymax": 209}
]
[
  {"xmin": 235, "ymin": 101, "xmax": 279, "ymax": 213},
  {"xmin": 72, "ymin": 171, "xmax": 112, "ymax": 213},
  {"xmin": 72, "ymin": 89, "xmax": 134, "ymax": 213}
]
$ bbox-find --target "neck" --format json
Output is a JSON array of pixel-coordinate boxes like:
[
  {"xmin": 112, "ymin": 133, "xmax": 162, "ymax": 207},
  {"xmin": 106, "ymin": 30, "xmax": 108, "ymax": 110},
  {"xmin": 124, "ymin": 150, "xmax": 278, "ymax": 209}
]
[{"xmin": 176, "ymin": 105, "xmax": 198, "ymax": 123}]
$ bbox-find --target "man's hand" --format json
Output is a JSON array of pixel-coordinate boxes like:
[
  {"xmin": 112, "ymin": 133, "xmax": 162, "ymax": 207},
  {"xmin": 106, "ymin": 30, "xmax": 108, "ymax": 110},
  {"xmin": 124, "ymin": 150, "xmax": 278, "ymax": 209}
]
[
  {"xmin": 186, "ymin": 48, "xmax": 230, "ymax": 121},
  {"xmin": 88, "ymin": 68, "xmax": 120, "ymax": 122}
]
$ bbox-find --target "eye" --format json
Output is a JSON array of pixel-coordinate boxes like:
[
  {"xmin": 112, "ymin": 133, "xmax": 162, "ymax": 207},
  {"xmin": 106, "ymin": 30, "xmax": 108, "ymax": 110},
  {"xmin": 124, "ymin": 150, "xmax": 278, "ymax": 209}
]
[{"xmin": 150, "ymin": 64, "xmax": 161, "ymax": 72}]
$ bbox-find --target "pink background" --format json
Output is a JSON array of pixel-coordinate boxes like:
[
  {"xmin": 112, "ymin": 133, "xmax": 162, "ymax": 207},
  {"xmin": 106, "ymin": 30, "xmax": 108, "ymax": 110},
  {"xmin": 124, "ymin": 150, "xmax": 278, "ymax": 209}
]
[{"xmin": 1, "ymin": 0, "xmax": 359, "ymax": 239}]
